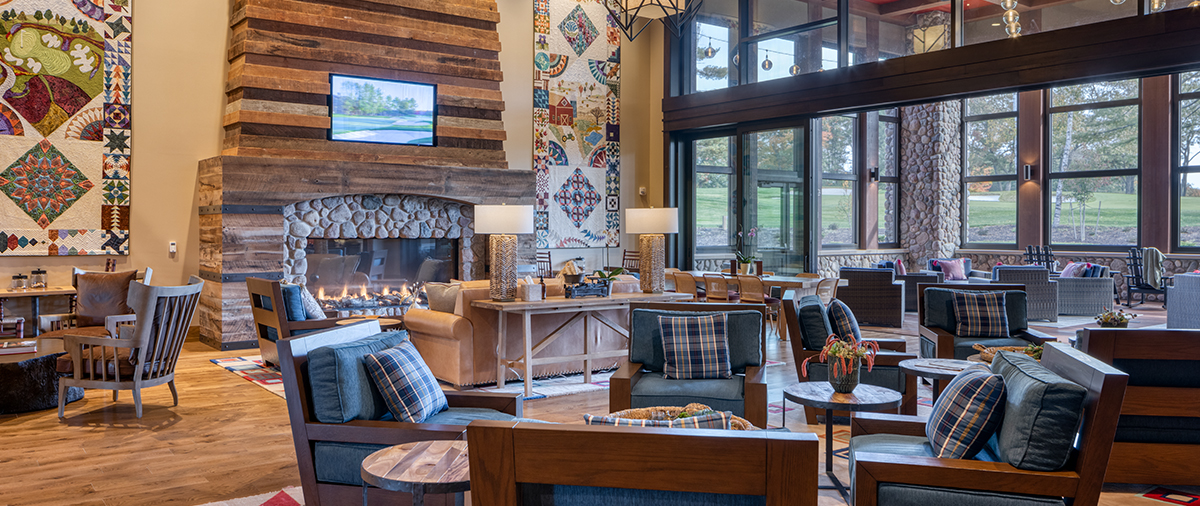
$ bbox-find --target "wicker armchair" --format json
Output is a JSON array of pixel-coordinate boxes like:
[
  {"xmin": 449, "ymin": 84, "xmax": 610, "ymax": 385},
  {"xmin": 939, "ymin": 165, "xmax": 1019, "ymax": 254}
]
[
  {"xmin": 994, "ymin": 266, "xmax": 1058, "ymax": 322},
  {"xmin": 1167, "ymin": 273, "xmax": 1200, "ymax": 329},
  {"xmin": 836, "ymin": 268, "xmax": 905, "ymax": 327},
  {"xmin": 1057, "ymin": 266, "xmax": 1115, "ymax": 316}
]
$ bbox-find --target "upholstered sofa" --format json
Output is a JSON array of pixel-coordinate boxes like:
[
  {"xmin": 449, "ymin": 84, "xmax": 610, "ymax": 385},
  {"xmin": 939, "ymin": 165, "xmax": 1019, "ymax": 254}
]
[
  {"xmin": 874, "ymin": 260, "xmax": 943, "ymax": 312},
  {"xmin": 405, "ymin": 276, "xmax": 641, "ymax": 387},
  {"xmin": 918, "ymin": 285, "xmax": 1054, "ymax": 362},
  {"xmin": 837, "ymin": 267, "xmax": 905, "ymax": 327},
  {"xmin": 277, "ymin": 320, "xmax": 525, "ymax": 506}
]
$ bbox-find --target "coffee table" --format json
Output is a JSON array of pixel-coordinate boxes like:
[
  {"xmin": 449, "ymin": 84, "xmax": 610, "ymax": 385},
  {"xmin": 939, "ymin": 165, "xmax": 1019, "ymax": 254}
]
[
  {"xmin": 783, "ymin": 382, "xmax": 902, "ymax": 504},
  {"xmin": 360, "ymin": 440, "xmax": 470, "ymax": 506},
  {"xmin": 898, "ymin": 358, "xmax": 980, "ymax": 402}
]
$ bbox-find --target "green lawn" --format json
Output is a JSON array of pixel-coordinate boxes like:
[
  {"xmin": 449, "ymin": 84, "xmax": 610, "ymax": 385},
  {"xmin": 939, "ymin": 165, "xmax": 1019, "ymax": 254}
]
[{"xmin": 968, "ymin": 191, "xmax": 1141, "ymax": 228}]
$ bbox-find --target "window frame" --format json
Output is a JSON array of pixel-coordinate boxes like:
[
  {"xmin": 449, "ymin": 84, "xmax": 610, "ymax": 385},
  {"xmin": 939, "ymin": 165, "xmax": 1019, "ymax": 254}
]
[
  {"xmin": 1173, "ymin": 72, "xmax": 1200, "ymax": 252},
  {"xmin": 815, "ymin": 113, "xmax": 860, "ymax": 250},
  {"xmin": 877, "ymin": 110, "xmax": 901, "ymax": 248},
  {"xmin": 1044, "ymin": 81, "xmax": 1143, "ymax": 252},
  {"xmin": 961, "ymin": 96, "xmax": 1020, "ymax": 249}
]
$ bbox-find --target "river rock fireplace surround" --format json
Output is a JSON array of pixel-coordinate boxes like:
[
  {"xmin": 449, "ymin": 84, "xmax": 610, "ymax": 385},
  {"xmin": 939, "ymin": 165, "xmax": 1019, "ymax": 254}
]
[{"xmin": 197, "ymin": 156, "xmax": 534, "ymax": 350}]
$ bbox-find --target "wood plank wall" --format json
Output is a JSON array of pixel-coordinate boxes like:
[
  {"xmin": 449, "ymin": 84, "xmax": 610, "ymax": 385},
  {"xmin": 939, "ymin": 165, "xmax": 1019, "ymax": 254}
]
[{"xmin": 199, "ymin": 0, "xmax": 514, "ymax": 349}]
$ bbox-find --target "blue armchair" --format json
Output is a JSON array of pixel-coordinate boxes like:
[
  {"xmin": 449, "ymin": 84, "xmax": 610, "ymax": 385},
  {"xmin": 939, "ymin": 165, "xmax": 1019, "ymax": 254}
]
[{"xmin": 609, "ymin": 303, "xmax": 768, "ymax": 429}]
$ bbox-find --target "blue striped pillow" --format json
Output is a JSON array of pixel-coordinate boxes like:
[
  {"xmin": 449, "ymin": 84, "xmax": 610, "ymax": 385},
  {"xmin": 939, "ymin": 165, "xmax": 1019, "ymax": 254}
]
[
  {"xmin": 659, "ymin": 314, "xmax": 732, "ymax": 380},
  {"xmin": 926, "ymin": 368, "xmax": 1007, "ymax": 459},
  {"xmin": 827, "ymin": 299, "xmax": 862, "ymax": 342},
  {"xmin": 583, "ymin": 411, "xmax": 733, "ymax": 430},
  {"xmin": 363, "ymin": 341, "xmax": 448, "ymax": 423},
  {"xmin": 953, "ymin": 291, "xmax": 1010, "ymax": 338}
]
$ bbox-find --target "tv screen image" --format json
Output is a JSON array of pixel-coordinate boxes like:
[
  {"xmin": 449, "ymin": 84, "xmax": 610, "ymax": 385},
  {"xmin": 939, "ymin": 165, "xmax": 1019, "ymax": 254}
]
[{"xmin": 330, "ymin": 75, "xmax": 436, "ymax": 146}]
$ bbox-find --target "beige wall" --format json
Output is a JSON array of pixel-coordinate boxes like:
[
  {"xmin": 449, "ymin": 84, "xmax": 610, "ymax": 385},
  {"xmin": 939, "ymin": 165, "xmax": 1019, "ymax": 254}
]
[
  {"xmin": 0, "ymin": 0, "xmax": 228, "ymax": 323},
  {"xmin": 495, "ymin": 0, "xmax": 665, "ymax": 272}
]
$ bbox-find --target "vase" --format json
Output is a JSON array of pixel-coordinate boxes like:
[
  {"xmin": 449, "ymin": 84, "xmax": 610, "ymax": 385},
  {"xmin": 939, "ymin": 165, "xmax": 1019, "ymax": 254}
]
[
  {"xmin": 738, "ymin": 262, "xmax": 753, "ymax": 275},
  {"xmin": 828, "ymin": 358, "xmax": 861, "ymax": 394},
  {"xmin": 1098, "ymin": 321, "xmax": 1128, "ymax": 328}
]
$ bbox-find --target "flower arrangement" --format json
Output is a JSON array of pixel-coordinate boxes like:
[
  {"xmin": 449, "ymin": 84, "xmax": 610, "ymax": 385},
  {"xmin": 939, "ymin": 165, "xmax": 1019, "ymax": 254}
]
[
  {"xmin": 735, "ymin": 227, "xmax": 757, "ymax": 264},
  {"xmin": 1095, "ymin": 308, "xmax": 1137, "ymax": 327},
  {"xmin": 800, "ymin": 334, "xmax": 880, "ymax": 378}
]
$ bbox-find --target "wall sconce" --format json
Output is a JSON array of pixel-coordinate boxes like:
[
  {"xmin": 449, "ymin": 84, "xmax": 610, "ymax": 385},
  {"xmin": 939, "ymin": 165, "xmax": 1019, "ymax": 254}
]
[
  {"xmin": 868, "ymin": 167, "xmax": 879, "ymax": 182},
  {"xmin": 1023, "ymin": 164, "xmax": 1034, "ymax": 181}
]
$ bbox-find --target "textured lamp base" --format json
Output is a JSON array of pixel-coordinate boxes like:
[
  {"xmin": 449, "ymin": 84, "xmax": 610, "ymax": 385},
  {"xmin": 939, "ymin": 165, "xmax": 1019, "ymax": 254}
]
[
  {"xmin": 640, "ymin": 234, "xmax": 666, "ymax": 293},
  {"xmin": 489, "ymin": 234, "xmax": 518, "ymax": 302}
]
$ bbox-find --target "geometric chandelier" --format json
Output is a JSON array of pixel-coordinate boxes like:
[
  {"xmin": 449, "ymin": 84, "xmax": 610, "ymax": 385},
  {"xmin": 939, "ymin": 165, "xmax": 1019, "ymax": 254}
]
[{"xmin": 606, "ymin": 0, "xmax": 705, "ymax": 41}]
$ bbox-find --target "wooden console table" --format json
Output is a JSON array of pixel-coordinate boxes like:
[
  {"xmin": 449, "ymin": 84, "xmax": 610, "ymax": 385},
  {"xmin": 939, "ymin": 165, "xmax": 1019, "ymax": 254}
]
[
  {"xmin": 471, "ymin": 292, "xmax": 693, "ymax": 398},
  {"xmin": 0, "ymin": 286, "xmax": 76, "ymax": 337}
]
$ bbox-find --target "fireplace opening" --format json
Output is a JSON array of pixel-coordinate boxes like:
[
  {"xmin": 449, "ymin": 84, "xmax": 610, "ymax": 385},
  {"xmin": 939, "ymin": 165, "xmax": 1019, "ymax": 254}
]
[{"xmin": 304, "ymin": 237, "xmax": 457, "ymax": 316}]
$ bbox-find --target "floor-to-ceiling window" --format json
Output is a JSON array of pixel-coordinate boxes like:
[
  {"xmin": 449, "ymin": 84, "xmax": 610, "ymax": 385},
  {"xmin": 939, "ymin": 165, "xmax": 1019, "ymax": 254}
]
[
  {"xmin": 694, "ymin": 136, "xmax": 738, "ymax": 251},
  {"xmin": 877, "ymin": 108, "xmax": 900, "ymax": 247},
  {"xmin": 962, "ymin": 93, "xmax": 1019, "ymax": 247},
  {"xmin": 1176, "ymin": 71, "xmax": 1200, "ymax": 249},
  {"xmin": 816, "ymin": 114, "xmax": 858, "ymax": 248},
  {"xmin": 1048, "ymin": 79, "xmax": 1141, "ymax": 249}
]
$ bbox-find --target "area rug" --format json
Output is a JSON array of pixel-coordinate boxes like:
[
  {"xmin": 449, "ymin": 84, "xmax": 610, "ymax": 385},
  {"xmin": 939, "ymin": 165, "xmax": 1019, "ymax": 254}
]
[
  {"xmin": 1142, "ymin": 486, "xmax": 1200, "ymax": 505},
  {"xmin": 475, "ymin": 370, "xmax": 616, "ymax": 400},
  {"xmin": 210, "ymin": 356, "xmax": 285, "ymax": 399},
  {"xmin": 194, "ymin": 487, "xmax": 303, "ymax": 506},
  {"xmin": 1027, "ymin": 315, "xmax": 1100, "ymax": 329}
]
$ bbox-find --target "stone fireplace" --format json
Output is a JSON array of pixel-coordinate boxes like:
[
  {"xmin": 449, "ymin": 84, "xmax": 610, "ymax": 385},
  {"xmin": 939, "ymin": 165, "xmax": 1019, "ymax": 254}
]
[{"xmin": 197, "ymin": 156, "xmax": 535, "ymax": 350}]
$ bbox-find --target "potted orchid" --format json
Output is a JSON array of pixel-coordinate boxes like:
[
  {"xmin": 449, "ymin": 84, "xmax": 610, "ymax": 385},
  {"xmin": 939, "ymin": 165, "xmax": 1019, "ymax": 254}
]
[
  {"xmin": 801, "ymin": 334, "xmax": 879, "ymax": 393},
  {"xmin": 735, "ymin": 227, "xmax": 757, "ymax": 274}
]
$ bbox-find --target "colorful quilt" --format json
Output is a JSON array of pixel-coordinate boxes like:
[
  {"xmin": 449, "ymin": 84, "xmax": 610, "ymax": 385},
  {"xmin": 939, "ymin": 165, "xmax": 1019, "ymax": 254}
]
[
  {"xmin": 534, "ymin": 0, "xmax": 620, "ymax": 248},
  {"xmin": 0, "ymin": 0, "xmax": 130, "ymax": 256}
]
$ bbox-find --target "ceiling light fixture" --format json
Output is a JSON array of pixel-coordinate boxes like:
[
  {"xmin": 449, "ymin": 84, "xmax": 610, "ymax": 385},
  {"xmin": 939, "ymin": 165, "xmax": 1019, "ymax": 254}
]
[{"xmin": 606, "ymin": 0, "xmax": 704, "ymax": 41}]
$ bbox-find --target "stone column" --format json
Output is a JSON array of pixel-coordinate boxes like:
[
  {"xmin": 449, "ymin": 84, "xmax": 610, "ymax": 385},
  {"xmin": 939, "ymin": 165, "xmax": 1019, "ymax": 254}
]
[{"xmin": 900, "ymin": 101, "xmax": 963, "ymax": 267}]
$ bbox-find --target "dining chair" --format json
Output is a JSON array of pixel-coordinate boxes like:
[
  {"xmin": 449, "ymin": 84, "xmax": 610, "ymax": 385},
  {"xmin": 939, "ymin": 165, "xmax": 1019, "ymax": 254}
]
[
  {"xmin": 815, "ymin": 278, "xmax": 839, "ymax": 305},
  {"xmin": 703, "ymin": 274, "xmax": 739, "ymax": 302},
  {"xmin": 737, "ymin": 275, "xmax": 782, "ymax": 338},
  {"xmin": 671, "ymin": 272, "xmax": 705, "ymax": 302}
]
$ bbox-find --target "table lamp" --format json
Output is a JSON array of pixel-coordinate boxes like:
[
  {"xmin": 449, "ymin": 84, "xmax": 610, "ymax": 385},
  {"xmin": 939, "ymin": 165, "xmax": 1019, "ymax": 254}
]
[
  {"xmin": 626, "ymin": 207, "xmax": 679, "ymax": 293},
  {"xmin": 474, "ymin": 204, "xmax": 535, "ymax": 301}
]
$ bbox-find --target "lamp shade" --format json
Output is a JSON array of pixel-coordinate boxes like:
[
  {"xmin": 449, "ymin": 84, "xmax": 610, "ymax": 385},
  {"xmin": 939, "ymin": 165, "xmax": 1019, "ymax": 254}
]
[
  {"xmin": 625, "ymin": 208, "xmax": 679, "ymax": 234},
  {"xmin": 616, "ymin": 0, "xmax": 684, "ymax": 19},
  {"xmin": 473, "ymin": 205, "xmax": 535, "ymax": 234}
]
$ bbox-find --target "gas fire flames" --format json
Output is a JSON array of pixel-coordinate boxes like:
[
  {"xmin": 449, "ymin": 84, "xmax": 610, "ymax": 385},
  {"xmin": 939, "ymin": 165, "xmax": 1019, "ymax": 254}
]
[{"xmin": 316, "ymin": 282, "xmax": 426, "ymax": 316}]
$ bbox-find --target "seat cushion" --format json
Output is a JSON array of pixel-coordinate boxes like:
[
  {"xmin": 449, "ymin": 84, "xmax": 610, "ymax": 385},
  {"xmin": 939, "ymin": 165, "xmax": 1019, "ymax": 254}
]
[
  {"xmin": 55, "ymin": 342, "xmax": 135, "ymax": 376},
  {"xmin": 75, "ymin": 271, "xmax": 137, "ymax": 327},
  {"xmin": 364, "ymin": 340, "xmax": 448, "ymax": 423},
  {"xmin": 953, "ymin": 291, "xmax": 1009, "ymax": 338},
  {"xmin": 795, "ymin": 295, "xmax": 833, "ymax": 351},
  {"xmin": 927, "ymin": 369, "xmax": 1007, "ymax": 459},
  {"xmin": 990, "ymin": 351, "xmax": 1087, "ymax": 471},
  {"xmin": 40, "ymin": 325, "xmax": 112, "ymax": 341},
  {"xmin": 423, "ymin": 406, "xmax": 519, "ymax": 426},
  {"xmin": 827, "ymin": 299, "xmax": 862, "ymax": 342},
  {"xmin": 660, "ymin": 314, "xmax": 732, "ymax": 380},
  {"xmin": 630, "ymin": 309, "xmax": 761, "ymax": 373},
  {"xmin": 630, "ymin": 375, "xmax": 745, "ymax": 416},
  {"xmin": 313, "ymin": 441, "xmax": 389, "ymax": 486},
  {"xmin": 307, "ymin": 331, "xmax": 409, "ymax": 423},
  {"xmin": 875, "ymin": 484, "xmax": 1065, "ymax": 506}
]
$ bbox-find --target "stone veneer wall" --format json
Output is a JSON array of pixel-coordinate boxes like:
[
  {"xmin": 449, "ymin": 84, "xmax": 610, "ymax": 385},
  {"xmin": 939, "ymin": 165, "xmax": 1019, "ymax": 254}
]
[
  {"xmin": 280, "ymin": 194, "xmax": 486, "ymax": 283},
  {"xmin": 817, "ymin": 251, "xmax": 909, "ymax": 277},
  {"xmin": 963, "ymin": 251, "xmax": 1200, "ymax": 302},
  {"xmin": 899, "ymin": 101, "xmax": 963, "ymax": 268}
]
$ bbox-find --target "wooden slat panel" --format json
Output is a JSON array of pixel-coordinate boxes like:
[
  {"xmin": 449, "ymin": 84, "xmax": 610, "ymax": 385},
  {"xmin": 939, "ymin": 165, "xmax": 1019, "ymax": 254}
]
[
  {"xmin": 237, "ymin": 0, "xmax": 504, "ymax": 25},
  {"xmin": 226, "ymin": 135, "xmax": 508, "ymax": 164},
  {"xmin": 436, "ymin": 125, "xmax": 506, "ymax": 141},
  {"xmin": 219, "ymin": 214, "xmax": 287, "ymax": 274},
  {"xmin": 227, "ymin": 99, "xmax": 328, "ymax": 118},
  {"xmin": 234, "ymin": 61, "xmax": 504, "ymax": 104},
  {"xmin": 1121, "ymin": 386, "xmax": 1200, "ymax": 417},
  {"xmin": 224, "ymin": 110, "xmax": 332, "ymax": 129},
  {"xmin": 237, "ymin": 35, "xmax": 503, "ymax": 82}
]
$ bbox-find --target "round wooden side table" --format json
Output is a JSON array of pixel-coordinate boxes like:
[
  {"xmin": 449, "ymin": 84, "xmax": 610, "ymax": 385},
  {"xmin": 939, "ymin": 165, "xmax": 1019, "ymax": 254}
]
[
  {"xmin": 783, "ymin": 382, "xmax": 902, "ymax": 504},
  {"xmin": 898, "ymin": 358, "xmax": 981, "ymax": 402},
  {"xmin": 360, "ymin": 440, "xmax": 470, "ymax": 506}
]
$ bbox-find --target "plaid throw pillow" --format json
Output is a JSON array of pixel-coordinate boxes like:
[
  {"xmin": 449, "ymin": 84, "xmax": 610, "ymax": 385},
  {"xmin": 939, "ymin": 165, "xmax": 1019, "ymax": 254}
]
[
  {"xmin": 659, "ymin": 314, "xmax": 732, "ymax": 380},
  {"xmin": 953, "ymin": 291, "xmax": 1010, "ymax": 338},
  {"xmin": 827, "ymin": 299, "xmax": 862, "ymax": 342},
  {"xmin": 926, "ymin": 368, "xmax": 1007, "ymax": 459},
  {"xmin": 583, "ymin": 411, "xmax": 733, "ymax": 430},
  {"xmin": 364, "ymin": 341, "xmax": 448, "ymax": 423}
]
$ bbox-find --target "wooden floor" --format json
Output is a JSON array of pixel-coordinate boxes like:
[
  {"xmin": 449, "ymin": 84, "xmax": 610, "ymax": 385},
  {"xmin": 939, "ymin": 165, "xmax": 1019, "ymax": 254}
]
[{"xmin": 0, "ymin": 304, "xmax": 1184, "ymax": 506}]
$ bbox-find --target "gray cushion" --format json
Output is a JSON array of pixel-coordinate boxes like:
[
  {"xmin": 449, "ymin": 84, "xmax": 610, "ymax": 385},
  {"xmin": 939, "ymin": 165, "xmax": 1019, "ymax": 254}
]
[
  {"xmin": 990, "ymin": 352, "xmax": 1087, "ymax": 471},
  {"xmin": 279, "ymin": 284, "xmax": 307, "ymax": 322},
  {"xmin": 630, "ymin": 309, "xmax": 762, "ymax": 373},
  {"xmin": 520, "ymin": 484, "xmax": 766, "ymax": 506},
  {"xmin": 924, "ymin": 288, "xmax": 1028, "ymax": 332},
  {"xmin": 423, "ymin": 407, "xmax": 519, "ymax": 426},
  {"xmin": 313, "ymin": 441, "xmax": 387, "ymax": 486},
  {"xmin": 630, "ymin": 375, "xmax": 746, "ymax": 416},
  {"xmin": 1115, "ymin": 415, "xmax": 1200, "ymax": 445},
  {"xmin": 308, "ymin": 331, "xmax": 409, "ymax": 423},
  {"xmin": 796, "ymin": 295, "xmax": 834, "ymax": 351}
]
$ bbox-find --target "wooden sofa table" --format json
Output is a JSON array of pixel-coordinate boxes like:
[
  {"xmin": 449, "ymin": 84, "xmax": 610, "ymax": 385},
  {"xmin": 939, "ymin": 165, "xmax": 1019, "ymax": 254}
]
[{"xmin": 471, "ymin": 292, "xmax": 693, "ymax": 398}]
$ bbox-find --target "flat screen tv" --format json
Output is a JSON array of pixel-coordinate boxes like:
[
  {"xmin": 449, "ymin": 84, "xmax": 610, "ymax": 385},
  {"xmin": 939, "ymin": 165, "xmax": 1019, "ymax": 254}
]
[{"xmin": 329, "ymin": 75, "xmax": 436, "ymax": 146}]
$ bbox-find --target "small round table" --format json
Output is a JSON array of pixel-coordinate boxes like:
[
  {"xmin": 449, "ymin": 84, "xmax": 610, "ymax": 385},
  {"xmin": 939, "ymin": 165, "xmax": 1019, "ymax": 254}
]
[
  {"xmin": 898, "ymin": 358, "xmax": 981, "ymax": 402},
  {"xmin": 360, "ymin": 440, "xmax": 470, "ymax": 506},
  {"xmin": 783, "ymin": 382, "xmax": 902, "ymax": 504}
]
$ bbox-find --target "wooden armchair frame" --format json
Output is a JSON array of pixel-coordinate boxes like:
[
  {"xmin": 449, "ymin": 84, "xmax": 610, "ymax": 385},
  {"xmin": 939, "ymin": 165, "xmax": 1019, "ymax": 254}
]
[
  {"xmin": 246, "ymin": 277, "xmax": 339, "ymax": 366},
  {"xmin": 39, "ymin": 267, "xmax": 152, "ymax": 335},
  {"xmin": 467, "ymin": 420, "xmax": 819, "ymax": 506},
  {"xmin": 1075, "ymin": 328, "xmax": 1200, "ymax": 485},
  {"xmin": 277, "ymin": 321, "xmax": 523, "ymax": 506},
  {"xmin": 851, "ymin": 342, "xmax": 1128, "ymax": 506},
  {"xmin": 609, "ymin": 302, "xmax": 769, "ymax": 429},
  {"xmin": 782, "ymin": 291, "xmax": 917, "ymax": 424}
]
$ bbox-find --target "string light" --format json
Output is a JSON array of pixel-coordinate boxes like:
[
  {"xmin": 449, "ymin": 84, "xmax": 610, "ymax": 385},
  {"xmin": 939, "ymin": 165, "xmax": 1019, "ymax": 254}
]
[
  {"xmin": 1150, "ymin": 0, "xmax": 1166, "ymax": 11},
  {"xmin": 789, "ymin": 64, "xmax": 801, "ymax": 76},
  {"xmin": 762, "ymin": 50, "xmax": 773, "ymax": 71},
  {"xmin": 702, "ymin": 36, "xmax": 716, "ymax": 59}
]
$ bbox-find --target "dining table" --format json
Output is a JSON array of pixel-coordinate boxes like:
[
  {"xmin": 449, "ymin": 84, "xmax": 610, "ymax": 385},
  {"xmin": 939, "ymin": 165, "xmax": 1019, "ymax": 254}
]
[{"xmin": 682, "ymin": 271, "xmax": 848, "ymax": 292}]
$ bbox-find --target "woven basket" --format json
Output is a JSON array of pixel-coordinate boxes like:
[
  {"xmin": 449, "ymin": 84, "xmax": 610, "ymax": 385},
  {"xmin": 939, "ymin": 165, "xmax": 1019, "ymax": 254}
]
[
  {"xmin": 607, "ymin": 403, "xmax": 759, "ymax": 430},
  {"xmin": 972, "ymin": 344, "xmax": 1037, "ymax": 363}
]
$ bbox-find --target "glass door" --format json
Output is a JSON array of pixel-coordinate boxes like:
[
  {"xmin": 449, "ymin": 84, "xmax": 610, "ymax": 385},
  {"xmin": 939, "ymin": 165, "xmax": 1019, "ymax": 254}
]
[{"xmin": 743, "ymin": 126, "xmax": 807, "ymax": 274}]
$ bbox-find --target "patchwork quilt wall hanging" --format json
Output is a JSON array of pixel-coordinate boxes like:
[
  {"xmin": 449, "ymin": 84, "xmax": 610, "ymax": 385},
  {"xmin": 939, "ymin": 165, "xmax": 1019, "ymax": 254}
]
[
  {"xmin": 0, "ymin": 0, "xmax": 130, "ymax": 256},
  {"xmin": 534, "ymin": 0, "xmax": 620, "ymax": 249}
]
